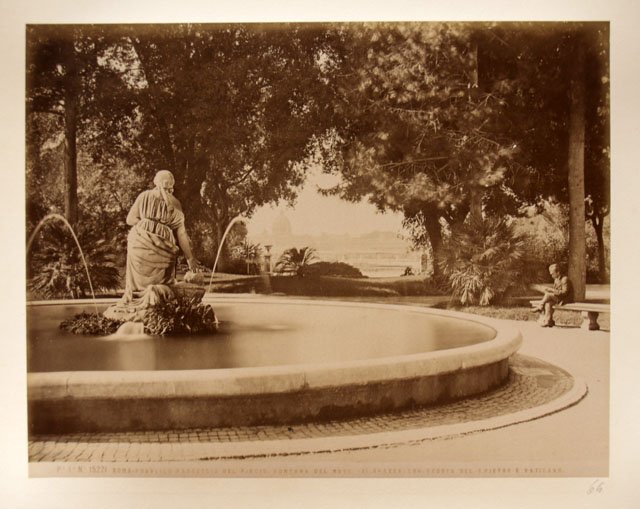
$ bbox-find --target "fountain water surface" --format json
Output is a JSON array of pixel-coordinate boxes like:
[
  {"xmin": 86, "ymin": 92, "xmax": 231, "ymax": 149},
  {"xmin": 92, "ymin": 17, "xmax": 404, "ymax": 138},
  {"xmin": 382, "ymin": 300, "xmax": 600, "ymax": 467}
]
[{"xmin": 27, "ymin": 296, "xmax": 522, "ymax": 433}]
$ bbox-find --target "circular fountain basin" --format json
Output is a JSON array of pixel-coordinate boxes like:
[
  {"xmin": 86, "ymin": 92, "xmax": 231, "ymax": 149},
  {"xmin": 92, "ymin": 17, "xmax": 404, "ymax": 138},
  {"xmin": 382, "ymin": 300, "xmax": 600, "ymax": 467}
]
[{"xmin": 27, "ymin": 296, "xmax": 522, "ymax": 434}]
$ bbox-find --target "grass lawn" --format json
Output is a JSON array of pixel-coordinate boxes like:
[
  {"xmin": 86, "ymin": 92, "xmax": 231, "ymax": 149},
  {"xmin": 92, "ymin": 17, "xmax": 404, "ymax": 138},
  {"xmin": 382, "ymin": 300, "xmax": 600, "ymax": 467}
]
[
  {"xmin": 266, "ymin": 294, "xmax": 610, "ymax": 330},
  {"xmin": 31, "ymin": 271, "xmax": 609, "ymax": 330},
  {"xmin": 205, "ymin": 273, "xmax": 441, "ymax": 297},
  {"xmin": 199, "ymin": 273, "xmax": 610, "ymax": 330}
]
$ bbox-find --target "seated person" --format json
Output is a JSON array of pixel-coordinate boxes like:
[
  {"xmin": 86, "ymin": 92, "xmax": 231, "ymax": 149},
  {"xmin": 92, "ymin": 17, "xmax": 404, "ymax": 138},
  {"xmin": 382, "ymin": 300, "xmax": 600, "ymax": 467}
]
[{"xmin": 531, "ymin": 264, "xmax": 573, "ymax": 327}]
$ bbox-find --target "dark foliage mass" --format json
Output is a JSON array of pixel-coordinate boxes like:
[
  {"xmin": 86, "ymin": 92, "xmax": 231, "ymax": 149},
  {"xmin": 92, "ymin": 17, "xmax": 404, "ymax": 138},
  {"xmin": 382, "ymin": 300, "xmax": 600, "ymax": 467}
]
[
  {"xmin": 439, "ymin": 217, "xmax": 526, "ymax": 306},
  {"xmin": 28, "ymin": 222, "xmax": 121, "ymax": 299},
  {"xmin": 60, "ymin": 312, "xmax": 123, "ymax": 335},
  {"xmin": 143, "ymin": 296, "xmax": 218, "ymax": 335},
  {"xmin": 26, "ymin": 22, "xmax": 609, "ymax": 305},
  {"xmin": 302, "ymin": 261, "xmax": 364, "ymax": 278},
  {"xmin": 60, "ymin": 297, "xmax": 218, "ymax": 336}
]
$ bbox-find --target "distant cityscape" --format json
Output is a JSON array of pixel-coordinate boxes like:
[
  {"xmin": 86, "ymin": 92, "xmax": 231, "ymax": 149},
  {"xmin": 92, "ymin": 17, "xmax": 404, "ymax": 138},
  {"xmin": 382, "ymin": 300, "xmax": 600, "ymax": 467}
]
[{"xmin": 251, "ymin": 212, "xmax": 426, "ymax": 278}]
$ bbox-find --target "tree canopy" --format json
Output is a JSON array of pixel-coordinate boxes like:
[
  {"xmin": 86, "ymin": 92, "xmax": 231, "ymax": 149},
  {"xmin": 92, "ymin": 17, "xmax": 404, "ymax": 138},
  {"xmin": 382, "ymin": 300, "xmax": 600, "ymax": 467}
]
[
  {"xmin": 317, "ymin": 22, "xmax": 609, "ymax": 284},
  {"xmin": 27, "ymin": 23, "xmax": 343, "ymax": 264},
  {"xmin": 26, "ymin": 22, "xmax": 609, "ymax": 292}
]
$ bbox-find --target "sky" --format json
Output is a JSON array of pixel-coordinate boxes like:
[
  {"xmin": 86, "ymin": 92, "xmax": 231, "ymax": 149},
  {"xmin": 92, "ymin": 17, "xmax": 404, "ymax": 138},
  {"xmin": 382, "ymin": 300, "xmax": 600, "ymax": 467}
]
[{"xmin": 246, "ymin": 168, "xmax": 406, "ymax": 238}]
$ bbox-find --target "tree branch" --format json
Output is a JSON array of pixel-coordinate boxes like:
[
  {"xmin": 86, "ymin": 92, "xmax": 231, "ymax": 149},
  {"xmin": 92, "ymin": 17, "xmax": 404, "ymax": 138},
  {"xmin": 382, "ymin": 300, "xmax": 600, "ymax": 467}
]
[
  {"xmin": 129, "ymin": 36, "xmax": 178, "ymax": 173},
  {"xmin": 227, "ymin": 165, "xmax": 256, "ymax": 187},
  {"xmin": 379, "ymin": 157, "xmax": 449, "ymax": 169}
]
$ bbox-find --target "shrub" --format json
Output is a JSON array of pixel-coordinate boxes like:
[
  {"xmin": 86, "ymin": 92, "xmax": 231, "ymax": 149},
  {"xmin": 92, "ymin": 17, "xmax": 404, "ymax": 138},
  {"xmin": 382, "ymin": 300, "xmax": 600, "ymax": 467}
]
[
  {"xmin": 28, "ymin": 222, "xmax": 121, "ymax": 299},
  {"xmin": 229, "ymin": 241, "xmax": 263, "ymax": 275},
  {"xmin": 274, "ymin": 247, "xmax": 318, "ymax": 277},
  {"xmin": 513, "ymin": 201, "xmax": 568, "ymax": 282},
  {"xmin": 302, "ymin": 261, "xmax": 364, "ymax": 278},
  {"xmin": 440, "ymin": 217, "xmax": 526, "ymax": 306},
  {"xmin": 222, "ymin": 257, "xmax": 251, "ymax": 275},
  {"xmin": 143, "ymin": 296, "xmax": 218, "ymax": 335}
]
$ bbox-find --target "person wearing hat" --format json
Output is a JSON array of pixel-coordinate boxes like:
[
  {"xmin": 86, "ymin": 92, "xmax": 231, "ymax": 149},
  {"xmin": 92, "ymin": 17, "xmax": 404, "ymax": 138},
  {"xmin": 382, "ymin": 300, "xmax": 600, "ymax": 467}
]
[{"xmin": 122, "ymin": 170, "xmax": 199, "ymax": 303}]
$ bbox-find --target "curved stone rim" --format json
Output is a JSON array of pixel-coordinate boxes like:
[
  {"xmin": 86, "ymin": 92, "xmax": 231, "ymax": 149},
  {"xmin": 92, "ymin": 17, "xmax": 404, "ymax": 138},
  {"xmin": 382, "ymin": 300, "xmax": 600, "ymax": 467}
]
[
  {"xmin": 196, "ymin": 379, "xmax": 589, "ymax": 461},
  {"xmin": 27, "ymin": 296, "xmax": 522, "ymax": 400},
  {"xmin": 28, "ymin": 356, "xmax": 587, "ymax": 462}
]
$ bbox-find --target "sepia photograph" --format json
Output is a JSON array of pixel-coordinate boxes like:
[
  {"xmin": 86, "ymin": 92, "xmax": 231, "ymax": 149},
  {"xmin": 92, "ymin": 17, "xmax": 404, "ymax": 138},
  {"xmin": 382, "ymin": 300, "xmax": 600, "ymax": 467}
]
[
  {"xmin": 25, "ymin": 18, "xmax": 610, "ymax": 476},
  {"xmin": 4, "ymin": 0, "xmax": 640, "ymax": 507}
]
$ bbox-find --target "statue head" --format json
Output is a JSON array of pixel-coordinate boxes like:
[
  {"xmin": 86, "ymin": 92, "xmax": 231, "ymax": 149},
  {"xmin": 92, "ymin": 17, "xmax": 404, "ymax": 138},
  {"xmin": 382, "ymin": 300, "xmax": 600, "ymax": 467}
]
[{"xmin": 153, "ymin": 170, "xmax": 175, "ymax": 194}]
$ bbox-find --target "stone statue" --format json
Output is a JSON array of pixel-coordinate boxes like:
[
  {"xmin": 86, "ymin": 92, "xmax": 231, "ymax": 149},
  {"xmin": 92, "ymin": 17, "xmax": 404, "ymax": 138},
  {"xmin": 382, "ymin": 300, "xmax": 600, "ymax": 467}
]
[{"xmin": 104, "ymin": 171, "xmax": 208, "ymax": 325}]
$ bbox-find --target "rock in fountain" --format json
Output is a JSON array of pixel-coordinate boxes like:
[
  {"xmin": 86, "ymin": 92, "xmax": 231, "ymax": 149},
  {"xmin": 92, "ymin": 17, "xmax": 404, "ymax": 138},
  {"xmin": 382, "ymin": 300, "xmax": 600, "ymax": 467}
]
[
  {"xmin": 103, "ymin": 271, "xmax": 214, "ymax": 338},
  {"xmin": 103, "ymin": 271, "xmax": 209, "ymax": 324}
]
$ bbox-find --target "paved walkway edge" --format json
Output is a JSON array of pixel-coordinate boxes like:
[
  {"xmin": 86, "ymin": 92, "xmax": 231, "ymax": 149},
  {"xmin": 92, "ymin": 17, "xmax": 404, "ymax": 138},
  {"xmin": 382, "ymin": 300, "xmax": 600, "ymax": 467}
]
[
  {"xmin": 30, "ymin": 377, "xmax": 587, "ymax": 463},
  {"xmin": 193, "ymin": 377, "xmax": 588, "ymax": 460}
]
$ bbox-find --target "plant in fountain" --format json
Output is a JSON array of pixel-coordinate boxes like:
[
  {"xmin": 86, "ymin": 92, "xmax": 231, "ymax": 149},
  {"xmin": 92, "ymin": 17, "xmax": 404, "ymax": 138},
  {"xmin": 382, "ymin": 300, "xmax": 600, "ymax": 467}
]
[
  {"xmin": 60, "ymin": 312, "xmax": 124, "ymax": 335},
  {"xmin": 143, "ymin": 295, "xmax": 218, "ymax": 336}
]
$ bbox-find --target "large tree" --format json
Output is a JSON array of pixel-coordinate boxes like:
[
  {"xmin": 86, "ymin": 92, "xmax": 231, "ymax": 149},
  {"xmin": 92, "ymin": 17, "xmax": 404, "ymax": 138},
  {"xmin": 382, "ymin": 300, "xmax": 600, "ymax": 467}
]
[
  {"xmin": 27, "ymin": 24, "xmax": 343, "ymax": 267},
  {"xmin": 113, "ymin": 24, "xmax": 341, "ymax": 261},
  {"xmin": 26, "ymin": 25, "xmax": 143, "ymax": 231},
  {"xmin": 319, "ymin": 23, "xmax": 533, "ymax": 275},
  {"xmin": 27, "ymin": 26, "xmax": 84, "ymax": 226},
  {"xmin": 321, "ymin": 22, "xmax": 608, "ymax": 290}
]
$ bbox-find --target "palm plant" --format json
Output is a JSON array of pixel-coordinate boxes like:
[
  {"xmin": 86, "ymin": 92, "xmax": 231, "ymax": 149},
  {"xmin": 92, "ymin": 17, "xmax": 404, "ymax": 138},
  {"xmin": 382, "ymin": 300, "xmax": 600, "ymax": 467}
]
[
  {"xmin": 275, "ymin": 246, "xmax": 318, "ymax": 277},
  {"xmin": 439, "ymin": 217, "xmax": 526, "ymax": 306},
  {"xmin": 28, "ymin": 221, "xmax": 121, "ymax": 299},
  {"xmin": 232, "ymin": 241, "xmax": 263, "ymax": 275}
]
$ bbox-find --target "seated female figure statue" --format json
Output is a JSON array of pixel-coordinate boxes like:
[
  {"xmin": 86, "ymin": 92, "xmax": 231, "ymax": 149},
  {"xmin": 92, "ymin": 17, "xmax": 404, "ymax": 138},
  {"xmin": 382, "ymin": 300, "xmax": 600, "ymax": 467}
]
[{"xmin": 122, "ymin": 170, "xmax": 198, "ymax": 304}]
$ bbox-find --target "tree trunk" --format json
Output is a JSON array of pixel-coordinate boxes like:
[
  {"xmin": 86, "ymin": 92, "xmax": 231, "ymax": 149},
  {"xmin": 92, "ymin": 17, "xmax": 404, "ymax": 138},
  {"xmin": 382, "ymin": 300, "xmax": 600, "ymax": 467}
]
[
  {"xmin": 422, "ymin": 208, "xmax": 443, "ymax": 277},
  {"xmin": 469, "ymin": 185, "xmax": 483, "ymax": 224},
  {"xmin": 567, "ymin": 39, "xmax": 587, "ymax": 300},
  {"xmin": 467, "ymin": 40, "xmax": 483, "ymax": 224},
  {"xmin": 62, "ymin": 40, "xmax": 79, "ymax": 226},
  {"xmin": 591, "ymin": 214, "xmax": 607, "ymax": 283}
]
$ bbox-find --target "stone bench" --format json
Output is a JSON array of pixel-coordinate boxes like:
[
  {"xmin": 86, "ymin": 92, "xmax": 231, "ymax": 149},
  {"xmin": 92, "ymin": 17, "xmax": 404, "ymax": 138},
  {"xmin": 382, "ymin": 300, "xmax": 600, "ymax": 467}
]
[
  {"xmin": 555, "ymin": 302, "xmax": 610, "ymax": 331},
  {"xmin": 529, "ymin": 300, "xmax": 610, "ymax": 330}
]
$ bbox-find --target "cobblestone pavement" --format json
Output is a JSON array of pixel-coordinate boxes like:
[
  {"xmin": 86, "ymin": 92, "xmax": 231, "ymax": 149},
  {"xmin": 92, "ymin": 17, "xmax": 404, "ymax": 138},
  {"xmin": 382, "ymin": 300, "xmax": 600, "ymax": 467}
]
[{"xmin": 29, "ymin": 354, "xmax": 579, "ymax": 463}]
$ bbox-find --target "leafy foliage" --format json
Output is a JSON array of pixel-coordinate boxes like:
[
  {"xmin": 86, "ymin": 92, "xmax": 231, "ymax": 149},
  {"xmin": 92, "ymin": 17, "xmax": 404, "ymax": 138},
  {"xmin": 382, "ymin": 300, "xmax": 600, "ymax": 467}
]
[
  {"xmin": 229, "ymin": 240, "xmax": 263, "ymax": 275},
  {"xmin": 28, "ymin": 222, "xmax": 121, "ymax": 299},
  {"xmin": 117, "ymin": 25, "xmax": 342, "ymax": 253},
  {"xmin": 143, "ymin": 296, "xmax": 218, "ymax": 336},
  {"xmin": 323, "ymin": 24, "xmax": 524, "ymax": 227},
  {"xmin": 25, "ymin": 23, "xmax": 609, "ymax": 296},
  {"xmin": 274, "ymin": 247, "xmax": 318, "ymax": 277},
  {"xmin": 320, "ymin": 22, "xmax": 608, "ymax": 281},
  {"xmin": 513, "ymin": 200, "xmax": 569, "ymax": 282},
  {"xmin": 60, "ymin": 312, "xmax": 124, "ymax": 335},
  {"xmin": 301, "ymin": 261, "xmax": 364, "ymax": 278},
  {"xmin": 439, "ymin": 217, "xmax": 526, "ymax": 306},
  {"xmin": 27, "ymin": 24, "xmax": 344, "ymax": 263}
]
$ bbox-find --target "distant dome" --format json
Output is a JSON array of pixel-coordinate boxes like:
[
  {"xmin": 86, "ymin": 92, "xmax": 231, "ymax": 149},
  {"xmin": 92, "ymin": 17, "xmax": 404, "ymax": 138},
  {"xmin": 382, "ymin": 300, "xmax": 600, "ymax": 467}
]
[{"xmin": 272, "ymin": 211, "xmax": 293, "ymax": 238}]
